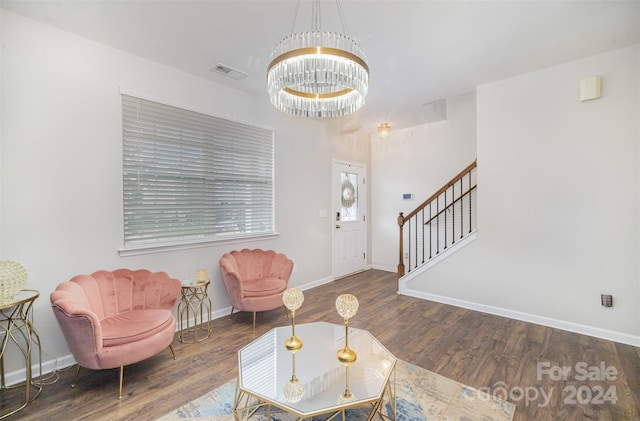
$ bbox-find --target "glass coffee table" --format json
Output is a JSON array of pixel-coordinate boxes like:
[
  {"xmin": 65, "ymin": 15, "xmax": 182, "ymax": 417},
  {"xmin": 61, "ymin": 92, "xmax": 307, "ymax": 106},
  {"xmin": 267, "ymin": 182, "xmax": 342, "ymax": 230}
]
[{"xmin": 233, "ymin": 322, "xmax": 396, "ymax": 420}]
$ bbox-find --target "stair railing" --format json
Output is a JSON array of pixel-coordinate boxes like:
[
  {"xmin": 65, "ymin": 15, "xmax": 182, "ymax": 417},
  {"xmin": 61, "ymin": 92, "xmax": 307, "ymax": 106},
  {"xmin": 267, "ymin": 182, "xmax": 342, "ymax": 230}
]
[{"xmin": 397, "ymin": 160, "xmax": 477, "ymax": 279}]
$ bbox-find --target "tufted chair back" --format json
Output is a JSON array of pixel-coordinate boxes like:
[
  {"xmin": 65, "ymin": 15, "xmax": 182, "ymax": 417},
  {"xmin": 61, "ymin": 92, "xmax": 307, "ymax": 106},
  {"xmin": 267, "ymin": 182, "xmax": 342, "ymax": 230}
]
[
  {"xmin": 50, "ymin": 268, "xmax": 181, "ymax": 398},
  {"xmin": 219, "ymin": 249, "xmax": 293, "ymax": 332}
]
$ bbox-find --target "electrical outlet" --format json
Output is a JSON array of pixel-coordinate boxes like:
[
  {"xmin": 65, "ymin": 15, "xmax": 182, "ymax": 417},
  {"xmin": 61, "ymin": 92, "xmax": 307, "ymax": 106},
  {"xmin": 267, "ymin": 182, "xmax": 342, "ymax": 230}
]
[{"xmin": 601, "ymin": 294, "xmax": 613, "ymax": 308}]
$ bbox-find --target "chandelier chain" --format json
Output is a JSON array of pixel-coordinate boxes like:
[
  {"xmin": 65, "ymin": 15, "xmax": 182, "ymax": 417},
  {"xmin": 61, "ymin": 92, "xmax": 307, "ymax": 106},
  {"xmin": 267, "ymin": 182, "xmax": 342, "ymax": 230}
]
[
  {"xmin": 335, "ymin": 0, "xmax": 348, "ymax": 36},
  {"xmin": 290, "ymin": 0, "xmax": 349, "ymax": 35},
  {"xmin": 290, "ymin": 0, "xmax": 301, "ymax": 35},
  {"xmin": 312, "ymin": 0, "xmax": 321, "ymax": 32}
]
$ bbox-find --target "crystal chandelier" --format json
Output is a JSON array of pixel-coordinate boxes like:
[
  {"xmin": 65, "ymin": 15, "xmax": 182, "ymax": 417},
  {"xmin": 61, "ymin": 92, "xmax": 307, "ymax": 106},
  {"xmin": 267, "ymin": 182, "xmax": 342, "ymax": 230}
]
[{"xmin": 266, "ymin": 0, "xmax": 369, "ymax": 118}]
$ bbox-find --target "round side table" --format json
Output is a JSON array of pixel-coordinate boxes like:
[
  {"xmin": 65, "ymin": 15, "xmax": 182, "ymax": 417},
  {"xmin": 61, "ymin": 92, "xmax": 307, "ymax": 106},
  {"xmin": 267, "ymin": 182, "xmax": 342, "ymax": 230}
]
[
  {"xmin": 177, "ymin": 281, "xmax": 212, "ymax": 343},
  {"xmin": 0, "ymin": 289, "xmax": 43, "ymax": 419}
]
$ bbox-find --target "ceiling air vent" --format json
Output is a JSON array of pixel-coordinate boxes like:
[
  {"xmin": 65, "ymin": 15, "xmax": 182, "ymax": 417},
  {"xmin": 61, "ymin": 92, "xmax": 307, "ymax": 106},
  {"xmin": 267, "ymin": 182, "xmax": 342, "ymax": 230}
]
[{"xmin": 211, "ymin": 64, "xmax": 248, "ymax": 81}]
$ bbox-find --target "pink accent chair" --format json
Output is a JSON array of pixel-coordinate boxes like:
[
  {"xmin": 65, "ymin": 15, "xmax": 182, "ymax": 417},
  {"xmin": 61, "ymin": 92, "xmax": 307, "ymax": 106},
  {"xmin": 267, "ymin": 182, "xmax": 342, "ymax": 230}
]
[
  {"xmin": 219, "ymin": 249, "xmax": 293, "ymax": 332},
  {"xmin": 50, "ymin": 269, "xmax": 181, "ymax": 399}
]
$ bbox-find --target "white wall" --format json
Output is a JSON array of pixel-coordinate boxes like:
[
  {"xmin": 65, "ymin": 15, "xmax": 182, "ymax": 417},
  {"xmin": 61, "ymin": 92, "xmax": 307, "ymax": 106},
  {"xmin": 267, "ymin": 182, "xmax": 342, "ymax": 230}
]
[
  {"xmin": 0, "ymin": 11, "xmax": 371, "ymax": 374},
  {"xmin": 370, "ymin": 92, "xmax": 477, "ymax": 272},
  {"xmin": 3, "ymin": 8, "xmax": 637, "ymax": 381},
  {"xmin": 400, "ymin": 45, "xmax": 640, "ymax": 343}
]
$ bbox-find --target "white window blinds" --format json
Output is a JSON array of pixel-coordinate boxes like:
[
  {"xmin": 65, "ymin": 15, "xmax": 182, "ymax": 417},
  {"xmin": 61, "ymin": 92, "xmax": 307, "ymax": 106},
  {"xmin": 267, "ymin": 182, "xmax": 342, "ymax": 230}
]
[{"xmin": 122, "ymin": 94, "xmax": 275, "ymax": 247}]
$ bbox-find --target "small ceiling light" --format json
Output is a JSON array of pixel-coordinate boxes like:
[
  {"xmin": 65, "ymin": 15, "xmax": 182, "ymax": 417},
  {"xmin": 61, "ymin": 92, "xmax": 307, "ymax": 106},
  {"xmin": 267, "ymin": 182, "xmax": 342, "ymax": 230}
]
[
  {"xmin": 266, "ymin": 0, "xmax": 369, "ymax": 118},
  {"xmin": 377, "ymin": 123, "xmax": 391, "ymax": 138}
]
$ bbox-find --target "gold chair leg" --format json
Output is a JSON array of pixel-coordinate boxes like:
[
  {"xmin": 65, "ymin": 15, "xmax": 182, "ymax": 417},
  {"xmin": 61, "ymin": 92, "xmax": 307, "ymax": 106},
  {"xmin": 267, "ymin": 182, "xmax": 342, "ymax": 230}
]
[
  {"xmin": 252, "ymin": 312, "xmax": 256, "ymax": 334},
  {"xmin": 71, "ymin": 365, "xmax": 81, "ymax": 388},
  {"xmin": 117, "ymin": 366, "xmax": 124, "ymax": 400},
  {"xmin": 169, "ymin": 344, "xmax": 176, "ymax": 360},
  {"xmin": 229, "ymin": 307, "xmax": 235, "ymax": 320}
]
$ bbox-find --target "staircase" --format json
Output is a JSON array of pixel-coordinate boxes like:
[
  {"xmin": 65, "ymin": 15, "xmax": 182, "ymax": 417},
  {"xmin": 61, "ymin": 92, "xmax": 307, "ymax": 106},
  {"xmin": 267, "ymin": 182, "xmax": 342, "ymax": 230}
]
[{"xmin": 397, "ymin": 160, "xmax": 477, "ymax": 286}]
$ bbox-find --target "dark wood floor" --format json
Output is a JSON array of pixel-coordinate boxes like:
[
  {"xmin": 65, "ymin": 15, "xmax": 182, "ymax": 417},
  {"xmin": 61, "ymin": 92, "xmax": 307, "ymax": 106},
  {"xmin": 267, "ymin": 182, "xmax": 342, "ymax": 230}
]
[{"xmin": 3, "ymin": 270, "xmax": 639, "ymax": 420}]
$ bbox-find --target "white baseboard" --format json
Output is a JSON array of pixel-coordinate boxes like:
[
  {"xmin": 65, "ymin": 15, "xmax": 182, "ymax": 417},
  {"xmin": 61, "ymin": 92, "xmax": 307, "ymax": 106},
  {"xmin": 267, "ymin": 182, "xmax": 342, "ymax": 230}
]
[
  {"xmin": 298, "ymin": 275, "xmax": 335, "ymax": 291},
  {"xmin": 4, "ymin": 353, "xmax": 77, "ymax": 387},
  {"xmin": 399, "ymin": 287, "xmax": 640, "ymax": 347},
  {"xmin": 396, "ymin": 230, "xmax": 640, "ymax": 346},
  {"xmin": 371, "ymin": 264, "xmax": 396, "ymax": 273}
]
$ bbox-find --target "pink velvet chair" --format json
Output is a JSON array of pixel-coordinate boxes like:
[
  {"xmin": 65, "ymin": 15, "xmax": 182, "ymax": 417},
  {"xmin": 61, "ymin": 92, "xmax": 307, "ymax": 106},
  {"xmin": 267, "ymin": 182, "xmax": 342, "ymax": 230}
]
[
  {"xmin": 219, "ymin": 249, "xmax": 293, "ymax": 332},
  {"xmin": 50, "ymin": 269, "xmax": 181, "ymax": 399}
]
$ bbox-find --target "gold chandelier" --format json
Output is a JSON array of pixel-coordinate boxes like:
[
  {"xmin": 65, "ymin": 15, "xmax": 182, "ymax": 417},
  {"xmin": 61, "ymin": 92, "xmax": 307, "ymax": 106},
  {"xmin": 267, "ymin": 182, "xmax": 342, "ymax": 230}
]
[{"xmin": 266, "ymin": 0, "xmax": 369, "ymax": 118}]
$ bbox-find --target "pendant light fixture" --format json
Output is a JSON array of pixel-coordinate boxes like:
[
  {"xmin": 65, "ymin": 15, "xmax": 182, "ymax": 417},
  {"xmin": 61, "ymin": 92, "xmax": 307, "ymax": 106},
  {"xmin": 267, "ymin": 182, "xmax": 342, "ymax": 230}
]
[
  {"xmin": 266, "ymin": 0, "xmax": 369, "ymax": 118},
  {"xmin": 377, "ymin": 122, "xmax": 391, "ymax": 138}
]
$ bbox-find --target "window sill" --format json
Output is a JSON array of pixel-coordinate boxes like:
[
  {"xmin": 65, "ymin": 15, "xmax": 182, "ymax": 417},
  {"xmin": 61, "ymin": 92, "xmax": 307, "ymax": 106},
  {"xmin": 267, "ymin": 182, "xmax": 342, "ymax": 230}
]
[{"xmin": 118, "ymin": 233, "xmax": 280, "ymax": 257}]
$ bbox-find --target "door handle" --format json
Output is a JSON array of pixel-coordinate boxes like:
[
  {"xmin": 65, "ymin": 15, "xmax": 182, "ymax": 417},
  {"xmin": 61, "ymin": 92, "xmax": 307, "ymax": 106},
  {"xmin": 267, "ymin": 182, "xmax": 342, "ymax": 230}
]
[{"xmin": 336, "ymin": 224, "xmax": 341, "ymax": 229}]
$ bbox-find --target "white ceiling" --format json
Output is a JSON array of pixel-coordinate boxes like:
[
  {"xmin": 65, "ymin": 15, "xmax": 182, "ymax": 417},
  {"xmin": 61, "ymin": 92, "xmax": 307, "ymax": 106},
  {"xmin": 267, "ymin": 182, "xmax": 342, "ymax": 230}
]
[{"xmin": 2, "ymin": 0, "xmax": 639, "ymax": 134}]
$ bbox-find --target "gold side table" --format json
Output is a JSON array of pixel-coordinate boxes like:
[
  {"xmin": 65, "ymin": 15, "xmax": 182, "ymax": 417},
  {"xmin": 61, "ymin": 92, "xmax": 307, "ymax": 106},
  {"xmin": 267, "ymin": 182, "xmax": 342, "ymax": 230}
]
[
  {"xmin": 0, "ymin": 289, "xmax": 43, "ymax": 419},
  {"xmin": 178, "ymin": 281, "xmax": 212, "ymax": 343}
]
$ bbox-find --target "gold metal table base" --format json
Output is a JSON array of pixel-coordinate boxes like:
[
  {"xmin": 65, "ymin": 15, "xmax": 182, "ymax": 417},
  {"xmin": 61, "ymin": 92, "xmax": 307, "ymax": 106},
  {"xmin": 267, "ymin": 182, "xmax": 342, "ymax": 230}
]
[
  {"xmin": 0, "ymin": 289, "xmax": 43, "ymax": 419},
  {"xmin": 232, "ymin": 366, "xmax": 396, "ymax": 421},
  {"xmin": 178, "ymin": 281, "xmax": 212, "ymax": 343}
]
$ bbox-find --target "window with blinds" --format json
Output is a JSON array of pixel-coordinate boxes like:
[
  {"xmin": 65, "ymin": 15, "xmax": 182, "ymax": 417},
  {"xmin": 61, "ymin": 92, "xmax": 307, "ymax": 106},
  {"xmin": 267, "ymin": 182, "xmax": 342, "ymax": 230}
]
[{"xmin": 122, "ymin": 94, "xmax": 275, "ymax": 248}]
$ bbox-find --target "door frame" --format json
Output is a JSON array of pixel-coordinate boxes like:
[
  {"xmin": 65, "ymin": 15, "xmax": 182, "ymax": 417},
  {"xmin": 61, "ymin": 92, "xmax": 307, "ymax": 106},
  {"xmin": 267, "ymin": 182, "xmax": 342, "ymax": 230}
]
[{"xmin": 332, "ymin": 159, "xmax": 367, "ymax": 279}]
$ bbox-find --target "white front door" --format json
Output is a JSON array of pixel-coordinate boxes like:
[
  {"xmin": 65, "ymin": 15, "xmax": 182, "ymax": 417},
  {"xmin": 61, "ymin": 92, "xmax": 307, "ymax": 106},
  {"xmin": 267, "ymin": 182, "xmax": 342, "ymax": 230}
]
[{"xmin": 332, "ymin": 161, "xmax": 366, "ymax": 278}]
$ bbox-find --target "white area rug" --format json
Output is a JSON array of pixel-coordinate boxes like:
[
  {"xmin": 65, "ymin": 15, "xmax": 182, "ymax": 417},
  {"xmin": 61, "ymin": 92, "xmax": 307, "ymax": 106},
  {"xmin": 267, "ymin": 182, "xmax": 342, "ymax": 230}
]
[{"xmin": 158, "ymin": 360, "xmax": 514, "ymax": 420}]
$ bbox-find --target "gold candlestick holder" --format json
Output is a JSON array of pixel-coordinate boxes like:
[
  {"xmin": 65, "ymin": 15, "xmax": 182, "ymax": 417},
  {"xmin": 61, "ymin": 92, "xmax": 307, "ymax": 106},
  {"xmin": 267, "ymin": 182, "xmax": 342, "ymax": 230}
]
[
  {"xmin": 283, "ymin": 288, "xmax": 304, "ymax": 351},
  {"xmin": 335, "ymin": 294, "xmax": 359, "ymax": 365},
  {"xmin": 338, "ymin": 364, "xmax": 356, "ymax": 404},
  {"xmin": 283, "ymin": 352, "xmax": 304, "ymax": 403}
]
